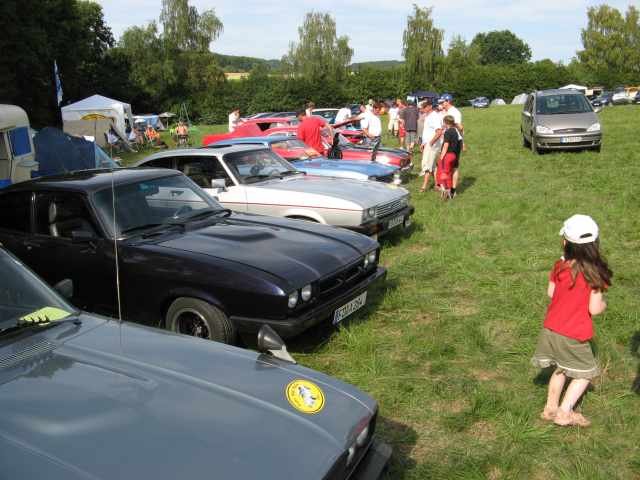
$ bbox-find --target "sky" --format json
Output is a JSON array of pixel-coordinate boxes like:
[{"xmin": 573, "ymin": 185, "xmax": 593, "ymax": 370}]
[{"xmin": 97, "ymin": 0, "xmax": 635, "ymax": 63}]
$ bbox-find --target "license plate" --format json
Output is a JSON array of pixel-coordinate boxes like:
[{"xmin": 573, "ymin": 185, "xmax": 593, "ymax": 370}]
[
  {"xmin": 333, "ymin": 292, "xmax": 367, "ymax": 324},
  {"xmin": 561, "ymin": 136, "xmax": 582, "ymax": 143},
  {"xmin": 388, "ymin": 215, "xmax": 404, "ymax": 230}
]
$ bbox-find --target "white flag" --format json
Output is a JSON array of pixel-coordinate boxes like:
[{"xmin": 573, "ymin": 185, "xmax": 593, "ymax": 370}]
[{"xmin": 54, "ymin": 60, "xmax": 63, "ymax": 106}]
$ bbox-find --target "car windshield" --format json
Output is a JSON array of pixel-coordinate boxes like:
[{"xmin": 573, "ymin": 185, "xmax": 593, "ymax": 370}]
[
  {"xmin": 271, "ymin": 139, "xmax": 319, "ymax": 153},
  {"xmin": 536, "ymin": 94, "xmax": 593, "ymax": 115},
  {"xmin": 93, "ymin": 174, "xmax": 224, "ymax": 237},
  {"xmin": 0, "ymin": 251, "xmax": 76, "ymax": 331},
  {"xmin": 222, "ymin": 149, "xmax": 300, "ymax": 184}
]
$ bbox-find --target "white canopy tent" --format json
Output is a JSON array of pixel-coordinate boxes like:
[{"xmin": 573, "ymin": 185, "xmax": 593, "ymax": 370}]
[
  {"xmin": 61, "ymin": 94, "xmax": 134, "ymax": 134},
  {"xmin": 511, "ymin": 93, "xmax": 528, "ymax": 105},
  {"xmin": 559, "ymin": 84, "xmax": 587, "ymax": 92}
]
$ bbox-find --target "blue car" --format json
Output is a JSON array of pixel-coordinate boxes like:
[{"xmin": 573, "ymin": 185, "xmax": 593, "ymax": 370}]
[{"xmin": 208, "ymin": 136, "xmax": 403, "ymax": 184}]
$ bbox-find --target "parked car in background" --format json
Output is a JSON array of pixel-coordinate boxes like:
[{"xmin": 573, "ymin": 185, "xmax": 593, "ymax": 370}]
[
  {"xmin": 521, "ymin": 89, "xmax": 602, "ymax": 153},
  {"xmin": 0, "ymin": 168, "xmax": 387, "ymax": 343},
  {"xmin": 138, "ymin": 146, "xmax": 414, "ymax": 238},
  {"xmin": 312, "ymin": 108, "xmax": 339, "ymax": 124},
  {"xmin": 634, "ymin": 90, "xmax": 640, "ymax": 104},
  {"xmin": 611, "ymin": 86, "xmax": 634, "ymax": 105},
  {"xmin": 203, "ymin": 116, "xmax": 301, "ymax": 145},
  {"xmin": 590, "ymin": 91, "xmax": 612, "ymax": 107},
  {"xmin": 208, "ymin": 136, "xmax": 404, "ymax": 184},
  {"xmin": 470, "ymin": 97, "xmax": 490, "ymax": 108},
  {"xmin": 0, "ymin": 245, "xmax": 390, "ymax": 480}
]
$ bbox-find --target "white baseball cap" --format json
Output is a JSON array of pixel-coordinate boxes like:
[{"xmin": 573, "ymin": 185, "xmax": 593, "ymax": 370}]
[{"xmin": 559, "ymin": 214, "xmax": 599, "ymax": 244}]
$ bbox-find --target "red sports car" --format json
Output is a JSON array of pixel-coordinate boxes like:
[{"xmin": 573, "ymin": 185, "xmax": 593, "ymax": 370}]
[{"xmin": 202, "ymin": 116, "xmax": 299, "ymax": 146}]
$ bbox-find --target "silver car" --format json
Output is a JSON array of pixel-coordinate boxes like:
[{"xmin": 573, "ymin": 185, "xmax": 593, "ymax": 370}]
[
  {"xmin": 521, "ymin": 89, "xmax": 603, "ymax": 153},
  {"xmin": 137, "ymin": 146, "xmax": 414, "ymax": 238}
]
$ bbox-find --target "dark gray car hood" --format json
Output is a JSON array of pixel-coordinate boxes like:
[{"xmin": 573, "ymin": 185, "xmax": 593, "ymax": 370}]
[
  {"xmin": 152, "ymin": 214, "xmax": 377, "ymax": 287},
  {"xmin": 0, "ymin": 316, "xmax": 376, "ymax": 479}
]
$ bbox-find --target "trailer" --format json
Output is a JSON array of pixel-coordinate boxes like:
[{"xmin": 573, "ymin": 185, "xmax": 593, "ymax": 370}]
[{"xmin": 0, "ymin": 105, "xmax": 38, "ymax": 187}]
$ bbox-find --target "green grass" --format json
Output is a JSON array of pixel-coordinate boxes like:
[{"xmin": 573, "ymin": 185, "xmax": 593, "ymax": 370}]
[{"xmin": 126, "ymin": 106, "xmax": 640, "ymax": 478}]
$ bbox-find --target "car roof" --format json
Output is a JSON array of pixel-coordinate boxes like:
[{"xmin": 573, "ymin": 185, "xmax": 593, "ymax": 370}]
[
  {"xmin": 536, "ymin": 89, "xmax": 584, "ymax": 97},
  {"xmin": 209, "ymin": 136, "xmax": 296, "ymax": 146},
  {"xmin": 0, "ymin": 168, "xmax": 180, "ymax": 194},
  {"xmin": 136, "ymin": 145, "xmax": 270, "ymax": 165}
]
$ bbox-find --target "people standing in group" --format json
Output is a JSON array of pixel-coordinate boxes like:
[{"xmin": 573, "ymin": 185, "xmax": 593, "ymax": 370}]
[
  {"xmin": 440, "ymin": 94, "xmax": 464, "ymax": 196},
  {"xmin": 419, "ymin": 101, "xmax": 443, "ymax": 192},
  {"xmin": 398, "ymin": 100, "xmax": 419, "ymax": 152},
  {"xmin": 387, "ymin": 102, "xmax": 399, "ymax": 137},
  {"xmin": 437, "ymin": 115, "xmax": 461, "ymax": 199},
  {"xmin": 228, "ymin": 108, "xmax": 240, "ymax": 132},
  {"xmin": 335, "ymin": 104, "xmax": 352, "ymax": 125},
  {"xmin": 363, "ymin": 103, "xmax": 382, "ymax": 142},
  {"xmin": 297, "ymin": 110, "xmax": 333, "ymax": 156},
  {"xmin": 417, "ymin": 101, "xmax": 428, "ymax": 146},
  {"xmin": 531, "ymin": 214, "xmax": 612, "ymax": 427},
  {"xmin": 305, "ymin": 101, "xmax": 316, "ymax": 117}
]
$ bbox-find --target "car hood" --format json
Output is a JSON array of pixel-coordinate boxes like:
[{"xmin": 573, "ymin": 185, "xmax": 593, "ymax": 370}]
[
  {"xmin": 292, "ymin": 159, "xmax": 398, "ymax": 176},
  {"xmin": 0, "ymin": 317, "xmax": 376, "ymax": 480},
  {"xmin": 252, "ymin": 176, "xmax": 408, "ymax": 208},
  {"xmin": 153, "ymin": 214, "xmax": 375, "ymax": 287},
  {"xmin": 536, "ymin": 112, "xmax": 599, "ymax": 130},
  {"xmin": 345, "ymin": 144, "xmax": 408, "ymax": 158}
]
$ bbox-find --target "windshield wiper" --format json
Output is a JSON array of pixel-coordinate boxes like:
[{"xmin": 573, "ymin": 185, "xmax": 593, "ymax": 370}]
[
  {"xmin": 242, "ymin": 174, "xmax": 272, "ymax": 183},
  {"xmin": 121, "ymin": 223, "xmax": 164, "ymax": 235},
  {"xmin": 167, "ymin": 207, "xmax": 232, "ymax": 225},
  {"xmin": 0, "ymin": 315, "xmax": 81, "ymax": 336},
  {"xmin": 280, "ymin": 170, "xmax": 302, "ymax": 176}
]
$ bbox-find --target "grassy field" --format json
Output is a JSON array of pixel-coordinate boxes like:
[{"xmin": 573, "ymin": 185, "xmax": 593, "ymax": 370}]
[{"xmin": 124, "ymin": 105, "xmax": 640, "ymax": 478}]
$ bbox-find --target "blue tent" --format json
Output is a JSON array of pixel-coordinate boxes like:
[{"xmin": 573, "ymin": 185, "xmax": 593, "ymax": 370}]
[{"xmin": 33, "ymin": 127, "xmax": 118, "ymax": 178}]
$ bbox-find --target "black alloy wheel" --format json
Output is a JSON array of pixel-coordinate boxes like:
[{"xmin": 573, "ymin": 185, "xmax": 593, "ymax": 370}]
[{"xmin": 166, "ymin": 297, "xmax": 236, "ymax": 344}]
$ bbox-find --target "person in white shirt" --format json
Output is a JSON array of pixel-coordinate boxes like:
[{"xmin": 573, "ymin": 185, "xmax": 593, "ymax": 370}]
[
  {"xmin": 334, "ymin": 105, "xmax": 352, "ymax": 125},
  {"xmin": 387, "ymin": 102, "xmax": 399, "ymax": 136},
  {"xmin": 228, "ymin": 109, "xmax": 240, "ymax": 132},
  {"xmin": 440, "ymin": 94, "xmax": 464, "ymax": 196},
  {"xmin": 356, "ymin": 104, "xmax": 371, "ymax": 131},
  {"xmin": 419, "ymin": 102, "xmax": 443, "ymax": 192},
  {"xmin": 363, "ymin": 103, "xmax": 382, "ymax": 141}
]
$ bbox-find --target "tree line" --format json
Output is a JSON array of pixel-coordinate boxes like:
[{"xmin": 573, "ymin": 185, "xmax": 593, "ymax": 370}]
[{"xmin": 0, "ymin": 1, "xmax": 638, "ymax": 127}]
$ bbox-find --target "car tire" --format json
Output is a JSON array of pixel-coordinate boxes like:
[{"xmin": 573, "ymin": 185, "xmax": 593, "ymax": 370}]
[
  {"xmin": 287, "ymin": 216, "xmax": 319, "ymax": 223},
  {"xmin": 531, "ymin": 134, "xmax": 540, "ymax": 154},
  {"xmin": 166, "ymin": 297, "xmax": 236, "ymax": 344},
  {"xmin": 522, "ymin": 134, "xmax": 531, "ymax": 148},
  {"xmin": 594, "ymin": 145, "xmax": 602, "ymax": 153}
]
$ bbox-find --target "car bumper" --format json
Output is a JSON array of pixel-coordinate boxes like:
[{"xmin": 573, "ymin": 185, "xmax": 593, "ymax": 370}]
[
  {"xmin": 347, "ymin": 205, "xmax": 415, "ymax": 238},
  {"xmin": 230, "ymin": 266, "xmax": 387, "ymax": 338},
  {"xmin": 350, "ymin": 439, "xmax": 392, "ymax": 479},
  {"xmin": 535, "ymin": 133, "xmax": 602, "ymax": 150}
]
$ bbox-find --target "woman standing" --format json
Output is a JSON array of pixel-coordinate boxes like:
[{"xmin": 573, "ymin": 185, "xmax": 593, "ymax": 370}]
[{"xmin": 437, "ymin": 115, "xmax": 461, "ymax": 199}]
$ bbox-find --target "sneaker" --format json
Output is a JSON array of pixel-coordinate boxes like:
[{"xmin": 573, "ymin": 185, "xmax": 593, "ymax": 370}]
[{"xmin": 554, "ymin": 410, "xmax": 591, "ymax": 427}]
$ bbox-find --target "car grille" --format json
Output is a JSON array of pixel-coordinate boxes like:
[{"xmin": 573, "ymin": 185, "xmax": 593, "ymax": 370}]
[
  {"xmin": 376, "ymin": 198, "xmax": 405, "ymax": 218},
  {"xmin": 319, "ymin": 262, "xmax": 365, "ymax": 298},
  {"xmin": 553, "ymin": 128, "xmax": 586, "ymax": 134}
]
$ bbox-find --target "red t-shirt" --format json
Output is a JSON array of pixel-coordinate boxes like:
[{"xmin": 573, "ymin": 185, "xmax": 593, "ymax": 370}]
[
  {"xmin": 543, "ymin": 260, "xmax": 593, "ymax": 341},
  {"xmin": 297, "ymin": 117, "xmax": 327, "ymax": 155}
]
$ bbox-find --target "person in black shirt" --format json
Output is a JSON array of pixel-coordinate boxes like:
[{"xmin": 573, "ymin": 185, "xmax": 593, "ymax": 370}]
[{"xmin": 437, "ymin": 115, "xmax": 461, "ymax": 199}]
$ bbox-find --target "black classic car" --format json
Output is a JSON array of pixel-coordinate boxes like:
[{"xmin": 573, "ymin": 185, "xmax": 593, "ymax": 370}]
[
  {"xmin": 0, "ymin": 169, "xmax": 386, "ymax": 344},
  {"xmin": 0, "ymin": 245, "xmax": 391, "ymax": 479}
]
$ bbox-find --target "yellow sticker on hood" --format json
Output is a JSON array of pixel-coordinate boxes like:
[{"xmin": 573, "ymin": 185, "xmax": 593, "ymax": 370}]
[
  {"xmin": 21, "ymin": 307, "xmax": 71, "ymax": 323},
  {"xmin": 286, "ymin": 379, "xmax": 325, "ymax": 414}
]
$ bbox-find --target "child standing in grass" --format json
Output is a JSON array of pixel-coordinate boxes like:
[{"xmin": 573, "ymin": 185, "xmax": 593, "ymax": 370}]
[{"xmin": 532, "ymin": 214, "xmax": 612, "ymax": 427}]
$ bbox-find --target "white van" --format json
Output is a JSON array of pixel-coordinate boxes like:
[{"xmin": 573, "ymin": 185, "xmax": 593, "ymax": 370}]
[{"xmin": 0, "ymin": 105, "xmax": 38, "ymax": 187}]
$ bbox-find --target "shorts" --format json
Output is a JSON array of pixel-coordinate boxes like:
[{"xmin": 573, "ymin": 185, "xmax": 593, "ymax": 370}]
[
  {"xmin": 421, "ymin": 144, "xmax": 439, "ymax": 173},
  {"xmin": 531, "ymin": 328, "xmax": 599, "ymax": 379},
  {"xmin": 437, "ymin": 152, "xmax": 457, "ymax": 189},
  {"xmin": 406, "ymin": 131, "xmax": 417, "ymax": 145}
]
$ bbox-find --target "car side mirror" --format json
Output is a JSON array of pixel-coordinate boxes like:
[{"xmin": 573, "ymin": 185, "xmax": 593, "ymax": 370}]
[
  {"xmin": 211, "ymin": 178, "xmax": 227, "ymax": 191},
  {"xmin": 593, "ymin": 106, "xmax": 603, "ymax": 114},
  {"xmin": 522, "ymin": 110, "xmax": 531, "ymax": 117},
  {"xmin": 71, "ymin": 230, "xmax": 97, "ymax": 243},
  {"xmin": 53, "ymin": 279, "xmax": 73, "ymax": 299},
  {"xmin": 257, "ymin": 325, "xmax": 296, "ymax": 364}
]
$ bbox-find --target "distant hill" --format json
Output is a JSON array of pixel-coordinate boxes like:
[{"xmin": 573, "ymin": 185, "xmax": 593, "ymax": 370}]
[
  {"xmin": 350, "ymin": 60, "xmax": 404, "ymax": 71},
  {"xmin": 213, "ymin": 53, "xmax": 281, "ymax": 72},
  {"xmin": 213, "ymin": 54, "xmax": 404, "ymax": 73}
]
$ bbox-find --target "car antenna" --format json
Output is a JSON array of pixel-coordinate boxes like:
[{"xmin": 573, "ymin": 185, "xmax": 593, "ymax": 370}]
[{"xmin": 110, "ymin": 169, "xmax": 123, "ymax": 323}]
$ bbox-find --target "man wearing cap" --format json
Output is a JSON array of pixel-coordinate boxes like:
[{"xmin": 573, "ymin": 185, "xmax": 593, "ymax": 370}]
[
  {"xmin": 419, "ymin": 101, "xmax": 443, "ymax": 191},
  {"xmin": 440, "ymin": 94, "xmax": 463, "ymax": 196}
]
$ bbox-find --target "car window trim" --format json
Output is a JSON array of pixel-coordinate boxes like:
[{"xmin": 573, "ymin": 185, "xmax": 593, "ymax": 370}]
[{"xmin": 33, "ymin": 190, "xmax": 105, "ymax": 240}]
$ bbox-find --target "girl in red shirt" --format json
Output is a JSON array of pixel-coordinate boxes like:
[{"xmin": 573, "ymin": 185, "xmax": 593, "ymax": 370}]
[{"xmin": 531, "ymin": 214, "xmax": 612, "ymax": 427}]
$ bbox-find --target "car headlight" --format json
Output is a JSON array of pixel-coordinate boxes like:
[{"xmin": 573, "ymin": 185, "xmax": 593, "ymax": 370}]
[
  {"xmin": 587, "ymin": 122, "xmax": 601, "ymax": 132},
  {"xmin": 301, "ymin": 284, "xmax": 312, "ymax": 302},
  {"xmin": 399, "ymin": 195, "xmax": 409, "ymax": 207},
  {"xmin": 288, "ymin": 291, "xmax": 299, "ymax": 309},
  {"xmin": 362, "ymin": 207, "xmax": 376, "ymax": 221},
  {"xmin": 536, "ymin": 125, "xmax": 554, "ymax": 135},
  {"xmin": 356, "ymin": 425, "xmax": 370, "ymax": 447}
]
